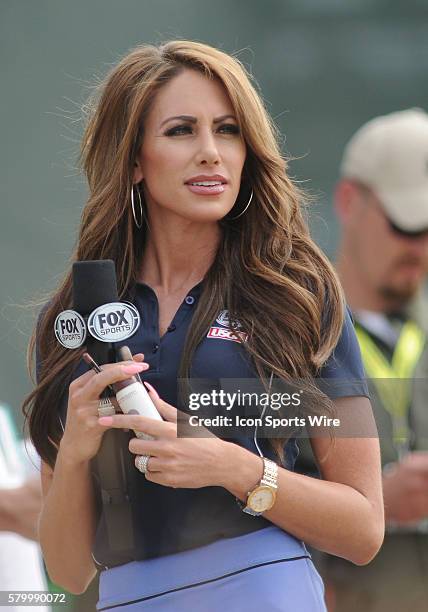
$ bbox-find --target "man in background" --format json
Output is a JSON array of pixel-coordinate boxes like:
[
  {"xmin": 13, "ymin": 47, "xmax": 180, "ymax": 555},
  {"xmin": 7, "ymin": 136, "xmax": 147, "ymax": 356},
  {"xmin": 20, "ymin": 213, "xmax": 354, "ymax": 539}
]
[{"xmin": 324, "ymin": 108, "xmax": 428, "ymax": 610}]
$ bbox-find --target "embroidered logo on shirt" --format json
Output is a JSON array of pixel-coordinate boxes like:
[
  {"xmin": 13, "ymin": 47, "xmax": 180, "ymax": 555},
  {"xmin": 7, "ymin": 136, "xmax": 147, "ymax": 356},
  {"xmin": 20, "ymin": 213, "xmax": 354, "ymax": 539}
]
[
  {"xmin": 216, "ymin": 309, "xmax": 243, "ymax": 329},
  {"xmin": 207, "ymin": 326, "xmax": 248, "ymax": 343},
  {"xmin": 208, "ymin": 311, "xmax": 248, "ymax": 343}
]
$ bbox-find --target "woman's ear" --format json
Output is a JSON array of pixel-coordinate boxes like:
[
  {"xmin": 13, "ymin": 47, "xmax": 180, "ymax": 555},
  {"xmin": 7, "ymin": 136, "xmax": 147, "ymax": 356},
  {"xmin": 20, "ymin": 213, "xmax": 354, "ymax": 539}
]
[{"xmin": 133, "ymin": 160, "xmax": 144, "ymax": 184}]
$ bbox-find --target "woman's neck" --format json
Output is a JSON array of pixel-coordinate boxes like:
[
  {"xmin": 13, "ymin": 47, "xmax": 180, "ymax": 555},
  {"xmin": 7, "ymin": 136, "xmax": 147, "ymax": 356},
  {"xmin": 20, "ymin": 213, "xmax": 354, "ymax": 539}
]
[{"xmin": 139, "ymin": 215, "xmax": 221, "ymax": 293}]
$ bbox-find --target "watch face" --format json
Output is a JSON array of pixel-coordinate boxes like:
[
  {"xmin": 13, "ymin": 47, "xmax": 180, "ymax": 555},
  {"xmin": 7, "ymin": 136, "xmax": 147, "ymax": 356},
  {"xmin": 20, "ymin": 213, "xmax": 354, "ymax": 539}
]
[{"xmin": 248, "ymin": 486, "xmax": 275, "ymax": 513}]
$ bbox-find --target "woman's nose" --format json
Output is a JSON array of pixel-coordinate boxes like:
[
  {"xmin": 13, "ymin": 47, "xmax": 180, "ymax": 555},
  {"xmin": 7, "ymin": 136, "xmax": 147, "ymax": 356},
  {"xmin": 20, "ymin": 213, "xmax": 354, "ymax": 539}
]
[{"xmin": 195, "ymin": 130, "xmax": 220, "ymax": 165}]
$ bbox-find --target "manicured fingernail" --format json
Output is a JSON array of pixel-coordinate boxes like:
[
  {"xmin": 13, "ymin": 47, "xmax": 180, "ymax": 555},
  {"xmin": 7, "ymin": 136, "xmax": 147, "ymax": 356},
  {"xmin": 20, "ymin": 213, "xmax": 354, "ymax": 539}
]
[
  {"xmin": 99, "ymin": 416, "xmax": 113, "ymax": 425},
  {"xmin": 144, "ymin": 381, "xmax": 159, "ymax": 399},
  {"xmin": 122, "ymin": 363, "xmax": 146, "ymax": 374}
]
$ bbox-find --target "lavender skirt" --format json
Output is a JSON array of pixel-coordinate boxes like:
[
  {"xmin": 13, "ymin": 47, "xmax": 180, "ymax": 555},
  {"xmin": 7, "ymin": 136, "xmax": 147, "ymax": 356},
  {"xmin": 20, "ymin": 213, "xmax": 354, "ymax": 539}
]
[{"xmin": 96, "ymin": 526, "xmax": 326, "ymax": 611}]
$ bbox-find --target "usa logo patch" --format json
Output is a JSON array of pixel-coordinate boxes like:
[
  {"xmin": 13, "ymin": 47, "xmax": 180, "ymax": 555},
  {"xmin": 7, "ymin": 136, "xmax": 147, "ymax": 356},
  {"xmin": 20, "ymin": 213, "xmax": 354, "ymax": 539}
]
[{"xmin": 207, "ymin": 326, "xmax": 248, "ymax": 343}]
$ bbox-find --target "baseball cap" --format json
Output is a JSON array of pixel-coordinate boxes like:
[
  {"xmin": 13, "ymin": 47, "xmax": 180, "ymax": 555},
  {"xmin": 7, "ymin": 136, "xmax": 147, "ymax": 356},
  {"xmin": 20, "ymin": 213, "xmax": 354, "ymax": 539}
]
[{"xmin": 340, "ymin": 108, "xmax": 428, "ymax": 233}]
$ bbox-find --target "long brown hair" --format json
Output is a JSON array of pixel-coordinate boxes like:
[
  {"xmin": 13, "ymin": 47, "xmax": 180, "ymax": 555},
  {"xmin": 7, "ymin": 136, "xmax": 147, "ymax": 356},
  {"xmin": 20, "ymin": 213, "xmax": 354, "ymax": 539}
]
[{"xmin": 24, "ymin": 40, "xmax": 344, "ymax": 469}]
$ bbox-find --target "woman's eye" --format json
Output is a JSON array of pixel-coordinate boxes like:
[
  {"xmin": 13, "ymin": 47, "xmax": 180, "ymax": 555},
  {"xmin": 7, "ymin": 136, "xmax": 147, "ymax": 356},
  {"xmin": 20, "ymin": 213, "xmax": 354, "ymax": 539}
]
[
  {"xmin": 165, "ymin": 125, "xmax": 193, "ymax": 136},
  {"xmin": 164, "ymin": 123, "xmax": 240, "ymax": 137},
  {"xmin": 218, "ymin": 124, "xmax": 240, "ymax": 135}
]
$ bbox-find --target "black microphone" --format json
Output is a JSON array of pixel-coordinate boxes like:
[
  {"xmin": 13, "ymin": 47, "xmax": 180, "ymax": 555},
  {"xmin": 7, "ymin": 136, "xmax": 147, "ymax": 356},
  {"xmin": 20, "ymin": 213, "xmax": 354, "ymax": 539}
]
[
  {"xmin": 72, "ymin": 260, "xmax": 160, "ymax": 426},
  {"xmin": 72, "ymin": 259, "xmax": 118, "ymax": 367},
  {"xmin": 72, "ymin": 259, "xmax": 136, "ymax": 559}
]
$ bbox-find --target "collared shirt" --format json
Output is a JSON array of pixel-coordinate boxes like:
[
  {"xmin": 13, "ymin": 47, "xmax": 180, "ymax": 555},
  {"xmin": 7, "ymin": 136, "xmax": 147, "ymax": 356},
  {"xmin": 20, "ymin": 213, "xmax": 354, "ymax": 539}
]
[{"xmin": 52, "ymin": 280, "xmax": 368, "ymax": 562}]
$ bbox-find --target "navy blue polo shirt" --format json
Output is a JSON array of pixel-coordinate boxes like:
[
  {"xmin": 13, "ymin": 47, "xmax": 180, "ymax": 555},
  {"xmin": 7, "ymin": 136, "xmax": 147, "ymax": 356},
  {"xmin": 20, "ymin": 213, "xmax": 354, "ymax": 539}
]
[{"xmin": 53, "ymin": 280, "xmax": 369, "ymax": 562}]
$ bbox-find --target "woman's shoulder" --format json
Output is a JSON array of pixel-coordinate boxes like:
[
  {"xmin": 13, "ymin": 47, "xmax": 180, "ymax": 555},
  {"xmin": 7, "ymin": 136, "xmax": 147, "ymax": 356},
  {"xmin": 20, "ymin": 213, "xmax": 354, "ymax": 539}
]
[{"xmin": 318, "ymin": 305, "xmax": 369, "ymax": 399}]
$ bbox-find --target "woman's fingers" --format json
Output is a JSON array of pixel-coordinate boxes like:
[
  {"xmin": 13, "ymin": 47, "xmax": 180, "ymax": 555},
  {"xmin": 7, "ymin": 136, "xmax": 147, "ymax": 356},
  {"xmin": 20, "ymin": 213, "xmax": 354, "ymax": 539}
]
[
  {"xmin": 69, "ymin": 355, "xmax": 149, "ymax": 408},
  {"xmin": 70, "ymin": 356, "xmax": 145, "ymax": 392},
  {"xmin": 68, "ymin": 368, "xmax": 97, "ymax": 392},
  {"xmin": 98, "ymin": 413, "xmax": 169, "ymax": 438},
  {"xmin": 82, "ymin": 362, "xmax": 148, "ymax": 400},
  {"xmin": 128, "ymin": 438, "xmax": 160, "ymax": 456},
  {"xmin": 134, "ymin": 454, "xmax": 161, "ymax": 473}
]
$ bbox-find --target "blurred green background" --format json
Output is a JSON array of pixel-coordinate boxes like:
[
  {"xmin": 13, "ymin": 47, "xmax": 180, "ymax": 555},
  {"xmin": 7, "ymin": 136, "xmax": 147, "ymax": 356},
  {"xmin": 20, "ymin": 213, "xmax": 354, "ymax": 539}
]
[{"xmin": 2, "ymin": 0, "xmax": 428, "ymax": 429}]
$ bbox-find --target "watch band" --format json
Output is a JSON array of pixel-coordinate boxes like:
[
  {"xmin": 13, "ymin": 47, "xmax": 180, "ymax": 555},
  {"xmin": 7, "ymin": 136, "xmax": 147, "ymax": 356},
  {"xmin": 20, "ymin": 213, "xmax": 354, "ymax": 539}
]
[
  {"xmin": 236, "ymin": 457, "xmax": 278, "ymax": 516},
  {"xmin": 260, "ymin": 458, "xmax": 278, "ymax": 487}
]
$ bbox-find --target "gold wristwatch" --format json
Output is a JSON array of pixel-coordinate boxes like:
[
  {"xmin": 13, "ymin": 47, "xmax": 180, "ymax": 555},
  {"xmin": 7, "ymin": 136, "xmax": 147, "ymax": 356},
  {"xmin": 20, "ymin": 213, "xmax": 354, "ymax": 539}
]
[{"xmin": 237, "ymin": 457, "xmax": 278, "ymax": 516}]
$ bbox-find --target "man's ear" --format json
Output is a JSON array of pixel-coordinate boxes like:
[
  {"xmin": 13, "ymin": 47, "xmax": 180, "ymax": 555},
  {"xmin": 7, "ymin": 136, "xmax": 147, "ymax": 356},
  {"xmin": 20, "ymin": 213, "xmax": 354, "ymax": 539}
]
[{"xmin": 334, "ymin": 179, "xmax": 360, "ymax": 224}]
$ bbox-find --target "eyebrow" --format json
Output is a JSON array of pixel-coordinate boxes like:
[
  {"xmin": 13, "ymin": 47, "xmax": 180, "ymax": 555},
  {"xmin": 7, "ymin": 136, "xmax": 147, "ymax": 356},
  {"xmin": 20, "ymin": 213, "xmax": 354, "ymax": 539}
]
[{"xmin": 159, "ymin": 114, "xmax": 237, "ymax": 128}]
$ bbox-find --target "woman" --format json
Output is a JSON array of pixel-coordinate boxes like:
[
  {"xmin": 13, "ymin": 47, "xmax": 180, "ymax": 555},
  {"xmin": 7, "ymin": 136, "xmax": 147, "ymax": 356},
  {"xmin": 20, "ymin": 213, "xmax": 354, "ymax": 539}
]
[{"xmin": 24, "ymin": 41, "xmax": 384, "ymax": 611}]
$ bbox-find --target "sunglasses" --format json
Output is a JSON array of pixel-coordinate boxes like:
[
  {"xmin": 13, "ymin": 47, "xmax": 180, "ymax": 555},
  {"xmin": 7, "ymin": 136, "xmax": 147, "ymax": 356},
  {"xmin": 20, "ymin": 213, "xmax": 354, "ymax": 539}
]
[
  {"xmin": 372, "ymin": 199, "xmax": 428, "ymax": 239},
  {"xmin": 387, "ymin": 219, "xmax": 428, "ymax": 240},
  {"xmin": 355, "ymin": 183, "xmax": 428, "ymax": 240}
]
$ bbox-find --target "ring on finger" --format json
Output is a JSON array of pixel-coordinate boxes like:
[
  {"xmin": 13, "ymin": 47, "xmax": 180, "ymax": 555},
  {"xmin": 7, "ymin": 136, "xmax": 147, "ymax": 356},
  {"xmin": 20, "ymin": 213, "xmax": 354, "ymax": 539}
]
[
  {"xmin": 98, "ymin": 397, "xmax": 116, "ymax": 417},
  {"xmin": 135, "ymin": 454, "xmax": 151, "ymax": 474}
]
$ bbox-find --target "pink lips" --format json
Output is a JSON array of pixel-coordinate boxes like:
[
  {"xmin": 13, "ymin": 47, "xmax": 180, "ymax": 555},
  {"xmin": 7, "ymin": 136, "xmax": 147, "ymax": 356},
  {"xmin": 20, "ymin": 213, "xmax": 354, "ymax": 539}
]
[
  {"xmin": 186, "ymin": 184, "xmax": 226, "ymax": 195},
  {"xmin": 185, "ymin": 174, "xmax": 228, "ymax": 196}
]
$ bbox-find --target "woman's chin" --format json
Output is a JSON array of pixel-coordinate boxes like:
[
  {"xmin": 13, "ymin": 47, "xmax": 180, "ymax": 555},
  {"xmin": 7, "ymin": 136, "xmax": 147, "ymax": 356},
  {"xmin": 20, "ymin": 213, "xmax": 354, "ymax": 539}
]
[{"xmin": 163, "ymin": 204, "xmax": 232, "ymax": 224}]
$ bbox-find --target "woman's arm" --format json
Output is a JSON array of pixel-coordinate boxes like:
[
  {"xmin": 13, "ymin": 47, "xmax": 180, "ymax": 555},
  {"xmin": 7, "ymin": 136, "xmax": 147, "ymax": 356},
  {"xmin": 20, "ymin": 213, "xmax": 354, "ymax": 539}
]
[
  {"xmin": 38, "ymin": 360, "xmax": 148, "ymax": 595},
  {"xmin": 103, "ymin": 388, "xmax": 383, "ymax": 566},
  {"xmin": 38, "ymin": 453, "xmax": 97, "ymax": 594},
  {"xmin": 222, "ymin": 396, "xmax": 384, "ymax": 566}
]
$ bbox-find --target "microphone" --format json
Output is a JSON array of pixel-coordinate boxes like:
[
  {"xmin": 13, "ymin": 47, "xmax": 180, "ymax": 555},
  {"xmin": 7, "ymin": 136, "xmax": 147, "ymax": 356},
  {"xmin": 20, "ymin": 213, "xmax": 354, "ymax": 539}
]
[
  {"xmin": 71, "ymin": 260, "xmax": 135, "ymax": 560},
  {"xmin": 72, "ymin": 260, "xmax": 162, "ymax": 437},
  {"xmin": 72, "ymin": 259, "xmax": 118, "ymax": 367}
]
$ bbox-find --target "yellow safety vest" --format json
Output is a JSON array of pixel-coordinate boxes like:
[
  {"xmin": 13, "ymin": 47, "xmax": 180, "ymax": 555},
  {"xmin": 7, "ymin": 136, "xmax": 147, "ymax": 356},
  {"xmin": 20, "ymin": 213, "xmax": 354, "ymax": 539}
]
[{"xmin": 355, "ymin": 320, "xmax": 425, "ymax": 449}]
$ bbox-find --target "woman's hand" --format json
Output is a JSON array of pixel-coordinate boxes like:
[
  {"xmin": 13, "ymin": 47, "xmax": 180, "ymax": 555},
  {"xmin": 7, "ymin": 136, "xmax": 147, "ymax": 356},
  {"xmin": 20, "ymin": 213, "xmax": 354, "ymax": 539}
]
[
  {"xmin": 98, "ymin": 383, "xmax": 230, "ymax": 489},
  {"xmin": 59, "ymin": 358, "xmax": 148, "ymax": 466}
]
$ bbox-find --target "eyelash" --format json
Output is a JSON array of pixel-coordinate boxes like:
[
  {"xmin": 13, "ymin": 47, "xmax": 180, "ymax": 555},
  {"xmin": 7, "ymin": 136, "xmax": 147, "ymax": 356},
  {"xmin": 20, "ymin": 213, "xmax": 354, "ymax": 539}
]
[{"xmin": 164, "ymin": 124, "xmax": 240, "ymax": 137}]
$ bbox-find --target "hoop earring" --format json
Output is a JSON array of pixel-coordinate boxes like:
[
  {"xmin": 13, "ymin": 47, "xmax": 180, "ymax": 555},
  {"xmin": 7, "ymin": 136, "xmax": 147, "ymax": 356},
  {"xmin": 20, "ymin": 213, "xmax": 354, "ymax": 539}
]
[
  {"xmin": 227, "ymin": 189, "xmax": 253, "ymax": 221},
  {"xmin": 131, "ymin": 184, "xmax": 143, "ymax": 229}
]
